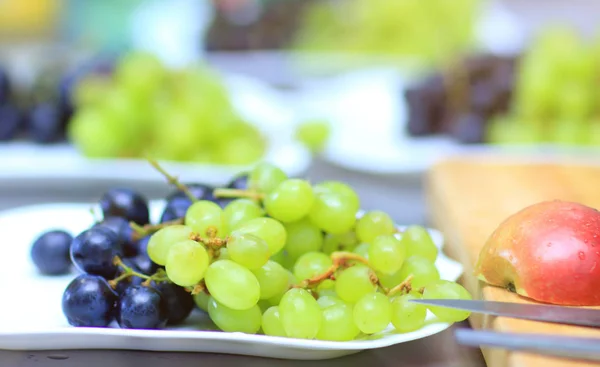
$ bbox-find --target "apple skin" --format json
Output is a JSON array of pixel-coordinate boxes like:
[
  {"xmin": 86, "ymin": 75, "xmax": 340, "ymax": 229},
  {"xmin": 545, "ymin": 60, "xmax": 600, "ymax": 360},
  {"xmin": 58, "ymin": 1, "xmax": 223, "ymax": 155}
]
[{"xmin": 474, "ymin": 200, "xmax": 600, "ymax": 306}]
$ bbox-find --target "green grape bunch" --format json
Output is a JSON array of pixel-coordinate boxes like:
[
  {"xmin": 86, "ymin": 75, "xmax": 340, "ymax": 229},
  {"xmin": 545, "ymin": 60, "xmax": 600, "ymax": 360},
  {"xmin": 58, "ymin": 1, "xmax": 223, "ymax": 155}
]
[
  {"xmin": 100, "ymin": 160, "xmax": 473, "ymax": 340},
  {"xmin": 68, "ymin": 52, "xmax": 267, "ymax": 165}
]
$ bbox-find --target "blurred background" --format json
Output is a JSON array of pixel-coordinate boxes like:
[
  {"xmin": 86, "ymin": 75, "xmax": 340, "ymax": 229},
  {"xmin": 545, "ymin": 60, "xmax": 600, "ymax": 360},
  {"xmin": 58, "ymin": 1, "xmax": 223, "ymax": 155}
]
[{"xmin": 1, "ymin": 0, "xmax": 599, "ymax": 223}]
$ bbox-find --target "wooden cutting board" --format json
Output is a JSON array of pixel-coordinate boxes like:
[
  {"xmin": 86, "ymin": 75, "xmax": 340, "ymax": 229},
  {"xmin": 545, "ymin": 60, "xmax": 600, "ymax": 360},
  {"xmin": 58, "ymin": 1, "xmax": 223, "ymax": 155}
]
[{"xmin": 426, "ymin": 157, "xmax": 600, "ymax": 367}]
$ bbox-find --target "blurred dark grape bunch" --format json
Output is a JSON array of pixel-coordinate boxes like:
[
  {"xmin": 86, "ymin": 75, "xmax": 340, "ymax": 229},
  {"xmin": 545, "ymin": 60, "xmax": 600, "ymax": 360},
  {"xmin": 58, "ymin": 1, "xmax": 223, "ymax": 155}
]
[
  {"xmin": 404, "ymin": 54, "xmax": 518, "ymax": 144},
  {"xmin": 206, "ymin": 0, "xmax": 319, "ymax": 50},
  {"xmin": 0, "ymin": 59, "xmax": 112, "ymax": 144}
]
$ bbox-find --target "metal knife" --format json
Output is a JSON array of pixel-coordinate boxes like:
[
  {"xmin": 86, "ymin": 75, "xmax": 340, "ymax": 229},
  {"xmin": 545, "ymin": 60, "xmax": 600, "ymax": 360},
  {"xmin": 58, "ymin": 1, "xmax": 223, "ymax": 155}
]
[
  {"xmin": 411, "ymin": 299, "xmax": 600, "ymax": 328},
  {"xmin": 454, "ymin": 329, "xmax": 600, "ymax": 362}
]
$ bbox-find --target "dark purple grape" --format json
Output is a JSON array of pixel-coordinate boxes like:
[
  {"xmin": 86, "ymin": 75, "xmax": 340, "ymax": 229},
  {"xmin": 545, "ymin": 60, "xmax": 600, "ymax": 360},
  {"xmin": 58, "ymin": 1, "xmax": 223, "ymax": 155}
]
[
  {"xmin": 161, "ymin": 183, "xmax": 221, "ymax": 221},
  {"xmin": 27, "ymin": 103, "xmax": 64, "ymax": 143},
  {"xmin": 227, "ymin": 174, "xmax": 249, "ymax": 190},
  {"xmin": 70, "ymin": 227, "xmax": 123, "ymax": 278},
  {"xmin": 166, "ymin": 183, "xmax": 215, "ymax": 202},
  {"xmin": 100, "ymin": 188, "xmax": 150, "ymax": 225},
  {"xmin": 160, "ymin": 197, "xmax": 191, "ymax": 223},
  {"xmin": 0, "ymin": 67, "xmax": 9, "ymax": 104},
  {"xmin": 405, "ymin": 88, "xmax": 437, "ymax": 136},
  {"xmin": 0, "ymin": 104, "xmax": 21, "ymax": 141},
  {"xmin": 62, "ymin": 274, "xmax": 117, "ymax": 327},
  {"xmin": 117, "ymin": 286, "xmax": 168, "ymax": 329},
  {"xmin": 129, "ymin": 237, "xmax": 160, "ymax": 275},
  {"xmin": 93, "ymin": 216, "xmax": 137, "ymax": 258},
  {"xmin": 449, "ymin": 114, "xmax": 486, "ymax": 144},
  {"xmin": 154, "ymin": 282, "xmax": 194, "ymax": 325},
  {"xmin": 470, "ymin": 82, "xmax": 498, "ymax": 115},
  {"xmin": 114, "ymin": 274, "xmax": 144, "ymax": 295},
  {"xmin": 30, "ymin": 230, "xmax": 73, "ymax": 275}
]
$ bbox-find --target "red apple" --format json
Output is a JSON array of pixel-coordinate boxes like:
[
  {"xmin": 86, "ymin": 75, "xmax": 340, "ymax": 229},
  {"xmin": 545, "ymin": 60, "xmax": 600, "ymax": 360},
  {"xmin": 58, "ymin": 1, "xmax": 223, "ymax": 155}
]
[{"xmin": 474, "ymin": 200, "xmax": 600, "ymax": 306}]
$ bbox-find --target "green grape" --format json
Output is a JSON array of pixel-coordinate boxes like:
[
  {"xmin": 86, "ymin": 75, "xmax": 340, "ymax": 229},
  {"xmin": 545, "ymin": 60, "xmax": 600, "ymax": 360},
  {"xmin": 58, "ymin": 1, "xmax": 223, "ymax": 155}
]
[
  {"xmin": 212, "ymin": 134, "xmax": 266, "ymax": 165},
  {"xmin": 368, "ymin": 235, "xmax": 406, "ymax": 275},
  {"xmin": 279, "ymin": 288, "xmax": 322, "ymax": 339},
  {"xmin": 295, "ymin": 119, "xmax": 331, "ymax": 152},
  {"xmin": 233, "ymin": 217, "xmax": 287, "ymax": 255},
  {"xmin": 100, "ymin": 86, "xmax": 144, "ymax": 128},
  {"xmin": 315, "ymin": 181, "xmax": 360, "ymax": 209},
  {"xmin": 353, "ymin": 243, "xmax": 370, "ymax": 259},
  {"xmin": 269, "ymin": 249, "xmax": 295, "ymax": 269},
  {"xmin": 423, "ymin": 280, "xmax": 472, "ymax": 322},
  {"xmin": 165, "ymin": 240, "xmax": 210, "ymax": 287},
  {"xmin": 317, "ymin": 279, "xmax": 335, "ymax": 293},
  {"xmin": 400, "ymin": 225, "xmax": 438, "ymax": 262},
  {"xmin": 550, "ymin": 120, "xmax": 589, "ymax": 146},
  {"xmin": 293, "ymin": 251, "xmax": 332, "ymax": 280},
  {"xmin": 317, "ymin": 302, "xmax": 360, "ymax": 341},
  {"xmin": 391, "ymin": 293, "xmax": 427, "ymax": 333},
  {"xmin": 68, "ymin": 108, "xmax": 132, "ymax": 158},
  {"xmin": 397, "ymin": 255, "xmax": 440, "ymax": 289},
  {"xmin": 264, "ymin": 179, "xmax": 314, "ymax": 223},
  {"xmin": 335, "ymin": 266, "xmax": 377, "ymax": 304},
  {"xmin": 223, "ymin": 199, "xmax": 264, "ymax": 234},
  {"xmin": 248, "ymin": 162, "xmax": 287, "ymax": 193},
  {"xmin": 194, "ymin": 291, "xmax": 211, "ymax": 312},
  {"xmin": 308, "ymin": 188, "xmax": 358, "ymax": 235},
  {"xmin": 185, "ymin": 201, "xmax": 224, "ymax": 237},
  {"xmin": 262, "ymin": 306, "xmax": 287, "ymax": 337},
  {"xmin": 322, "ymin": 231, "xmax": 358, "ymax": 254},
  {"xmin": 284, "ymin": 218, "xmax": 324, "ymax": 260},
  {"xmin": 353, "ymin": 293, "xmax": 392, "ymax": 334},
  {"xmin": 147, "ymin": 225, "xmax": 193, "ymax": 265},
  {"xmin": 317, "ymin": 295, "xmax": 343, "ymax": 309},
  {"xmin": 114, "ymin": 51, "xmax": 166, "ymax": 100},
  {"xmin": 355, "ymin": 211, "xmax": 396, "ymax": 244},
  {"xmin": 72, "ymin": 75, "xmax": 113, "ymax": 108},
  {"xmin": 267, "ymin": 270, "xmax": 298, "ymax": 306},
  {"xmin": 252, "ymin": 260, "xmax": 289, "ymax": 299},
  {"xmin": 208, "ymin": 297, "xmax": 262, "ymax": 333},
  {"xmin": 204, "ymin": 260, "xmax": 261, "ymax": 310},
  {"xmin": 257, "ymin": 300, "xmax": 272, "ymax": 313},
  {"xmin": 216, "ymin": 247, "xmax": 230, "ymax": 260},
  {"xmin": 151, "ymin": 108, "xmax": 200, "ymax": 161},
  {"xmin": 227, "ymin": 233, "xmax": 270, "ymax": 270},
  {"xmin": 555, "ymin": 83, "xmax": 594, "ymax": 121},
  {"xmin": 588, "ymin": 121, "xmax": 600, "ymax": 146},
  {"xmin": 485, "ymin": 117, "xmax": 542, "ymax": 145}
]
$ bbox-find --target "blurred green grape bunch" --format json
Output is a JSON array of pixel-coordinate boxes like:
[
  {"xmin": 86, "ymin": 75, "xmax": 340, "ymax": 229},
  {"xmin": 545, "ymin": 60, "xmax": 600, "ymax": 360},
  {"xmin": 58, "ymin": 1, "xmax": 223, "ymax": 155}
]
[
  {"xmin": 487, "ymin": 28, "xmax": 600, "ymax": 146},
  {"xmin": 68, "ymin": 52, "xmax": 267, "ymax": 164},
  {"xmin": 292, "ymin": 0, "xmax": 482, "ymax": 68}
]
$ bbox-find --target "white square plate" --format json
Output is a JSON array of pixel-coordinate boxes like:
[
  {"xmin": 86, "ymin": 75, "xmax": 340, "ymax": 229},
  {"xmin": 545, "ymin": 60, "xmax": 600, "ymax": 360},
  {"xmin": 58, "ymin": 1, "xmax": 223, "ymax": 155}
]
[{"xmin": 0, "ymin": 202, "xmax": 463, "ymax": 360}]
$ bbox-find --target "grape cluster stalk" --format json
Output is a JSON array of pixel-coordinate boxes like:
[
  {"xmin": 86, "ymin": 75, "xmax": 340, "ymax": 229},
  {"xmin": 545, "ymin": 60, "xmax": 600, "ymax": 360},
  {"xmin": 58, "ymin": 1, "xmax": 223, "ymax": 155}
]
[{"xmin": 34, "ymin": 159, "xmax": 472, "ymax": 339}]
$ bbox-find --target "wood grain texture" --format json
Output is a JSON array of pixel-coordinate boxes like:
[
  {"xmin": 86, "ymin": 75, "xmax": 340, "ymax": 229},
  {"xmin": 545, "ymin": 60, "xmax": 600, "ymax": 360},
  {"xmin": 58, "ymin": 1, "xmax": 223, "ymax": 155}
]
[{"xmin": 425, "ymin": 158, "xmax": 600, "ymax": 367}]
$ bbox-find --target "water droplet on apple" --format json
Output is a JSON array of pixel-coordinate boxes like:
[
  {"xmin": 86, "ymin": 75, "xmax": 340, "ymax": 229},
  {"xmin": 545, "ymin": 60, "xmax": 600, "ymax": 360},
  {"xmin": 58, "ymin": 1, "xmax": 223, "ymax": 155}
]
[
  {"xmin": 579, "ymin": 251, "xmax": 586, "ymax": 260},
  {"xmin": 546, "ymin": 242, "xmax": 552, "ymax": 247}
]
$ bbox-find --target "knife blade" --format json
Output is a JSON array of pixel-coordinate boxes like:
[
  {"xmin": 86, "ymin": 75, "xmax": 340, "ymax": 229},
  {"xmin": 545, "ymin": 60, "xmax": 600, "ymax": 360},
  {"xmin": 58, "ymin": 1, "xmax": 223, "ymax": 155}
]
[
  {"xmin": 455, "ymin": 328, "xmax": 600, "ymax": 362},
  {"xmin": 411, "ymin": 299, "xmax": 600, "ymax": 327}
]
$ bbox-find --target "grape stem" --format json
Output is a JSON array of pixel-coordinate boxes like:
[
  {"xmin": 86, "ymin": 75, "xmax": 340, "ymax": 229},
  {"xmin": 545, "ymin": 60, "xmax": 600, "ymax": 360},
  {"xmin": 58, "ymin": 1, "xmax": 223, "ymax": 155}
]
[
  {"xmin": 185, "ymin": 281, "xmax": 206, "ymax": 295},
  {"xmin": 130, "ymin": 218, "xmax": 184, "ymax": 240},
  {"xmin": 111, "ymin": 256, "xmax": 170, "ymax": 289},
  {"xmin": 297, "ymin": 251, "xmax": 370, "ymax": 288},
  {"xmin": 386, "ymin": 274, "xmax": 414, "ymax": 297},
  {"xmin": 108, "ymin": 272, "xmax": 133, "ymax": 289},
  {"xmin": 147, "ymin": 158, "xmax": 198, "ymax": 203},
  {"xmin": 190, "ymin": 233, "xmax": 228, "ymax": 248},
  {"xmin": 296, "ymin": 252, "xmax": 414, "ymax": 297},
  {"xmin": 213, "ymin": 188, "xmax": 264, "ymax": 201}
]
